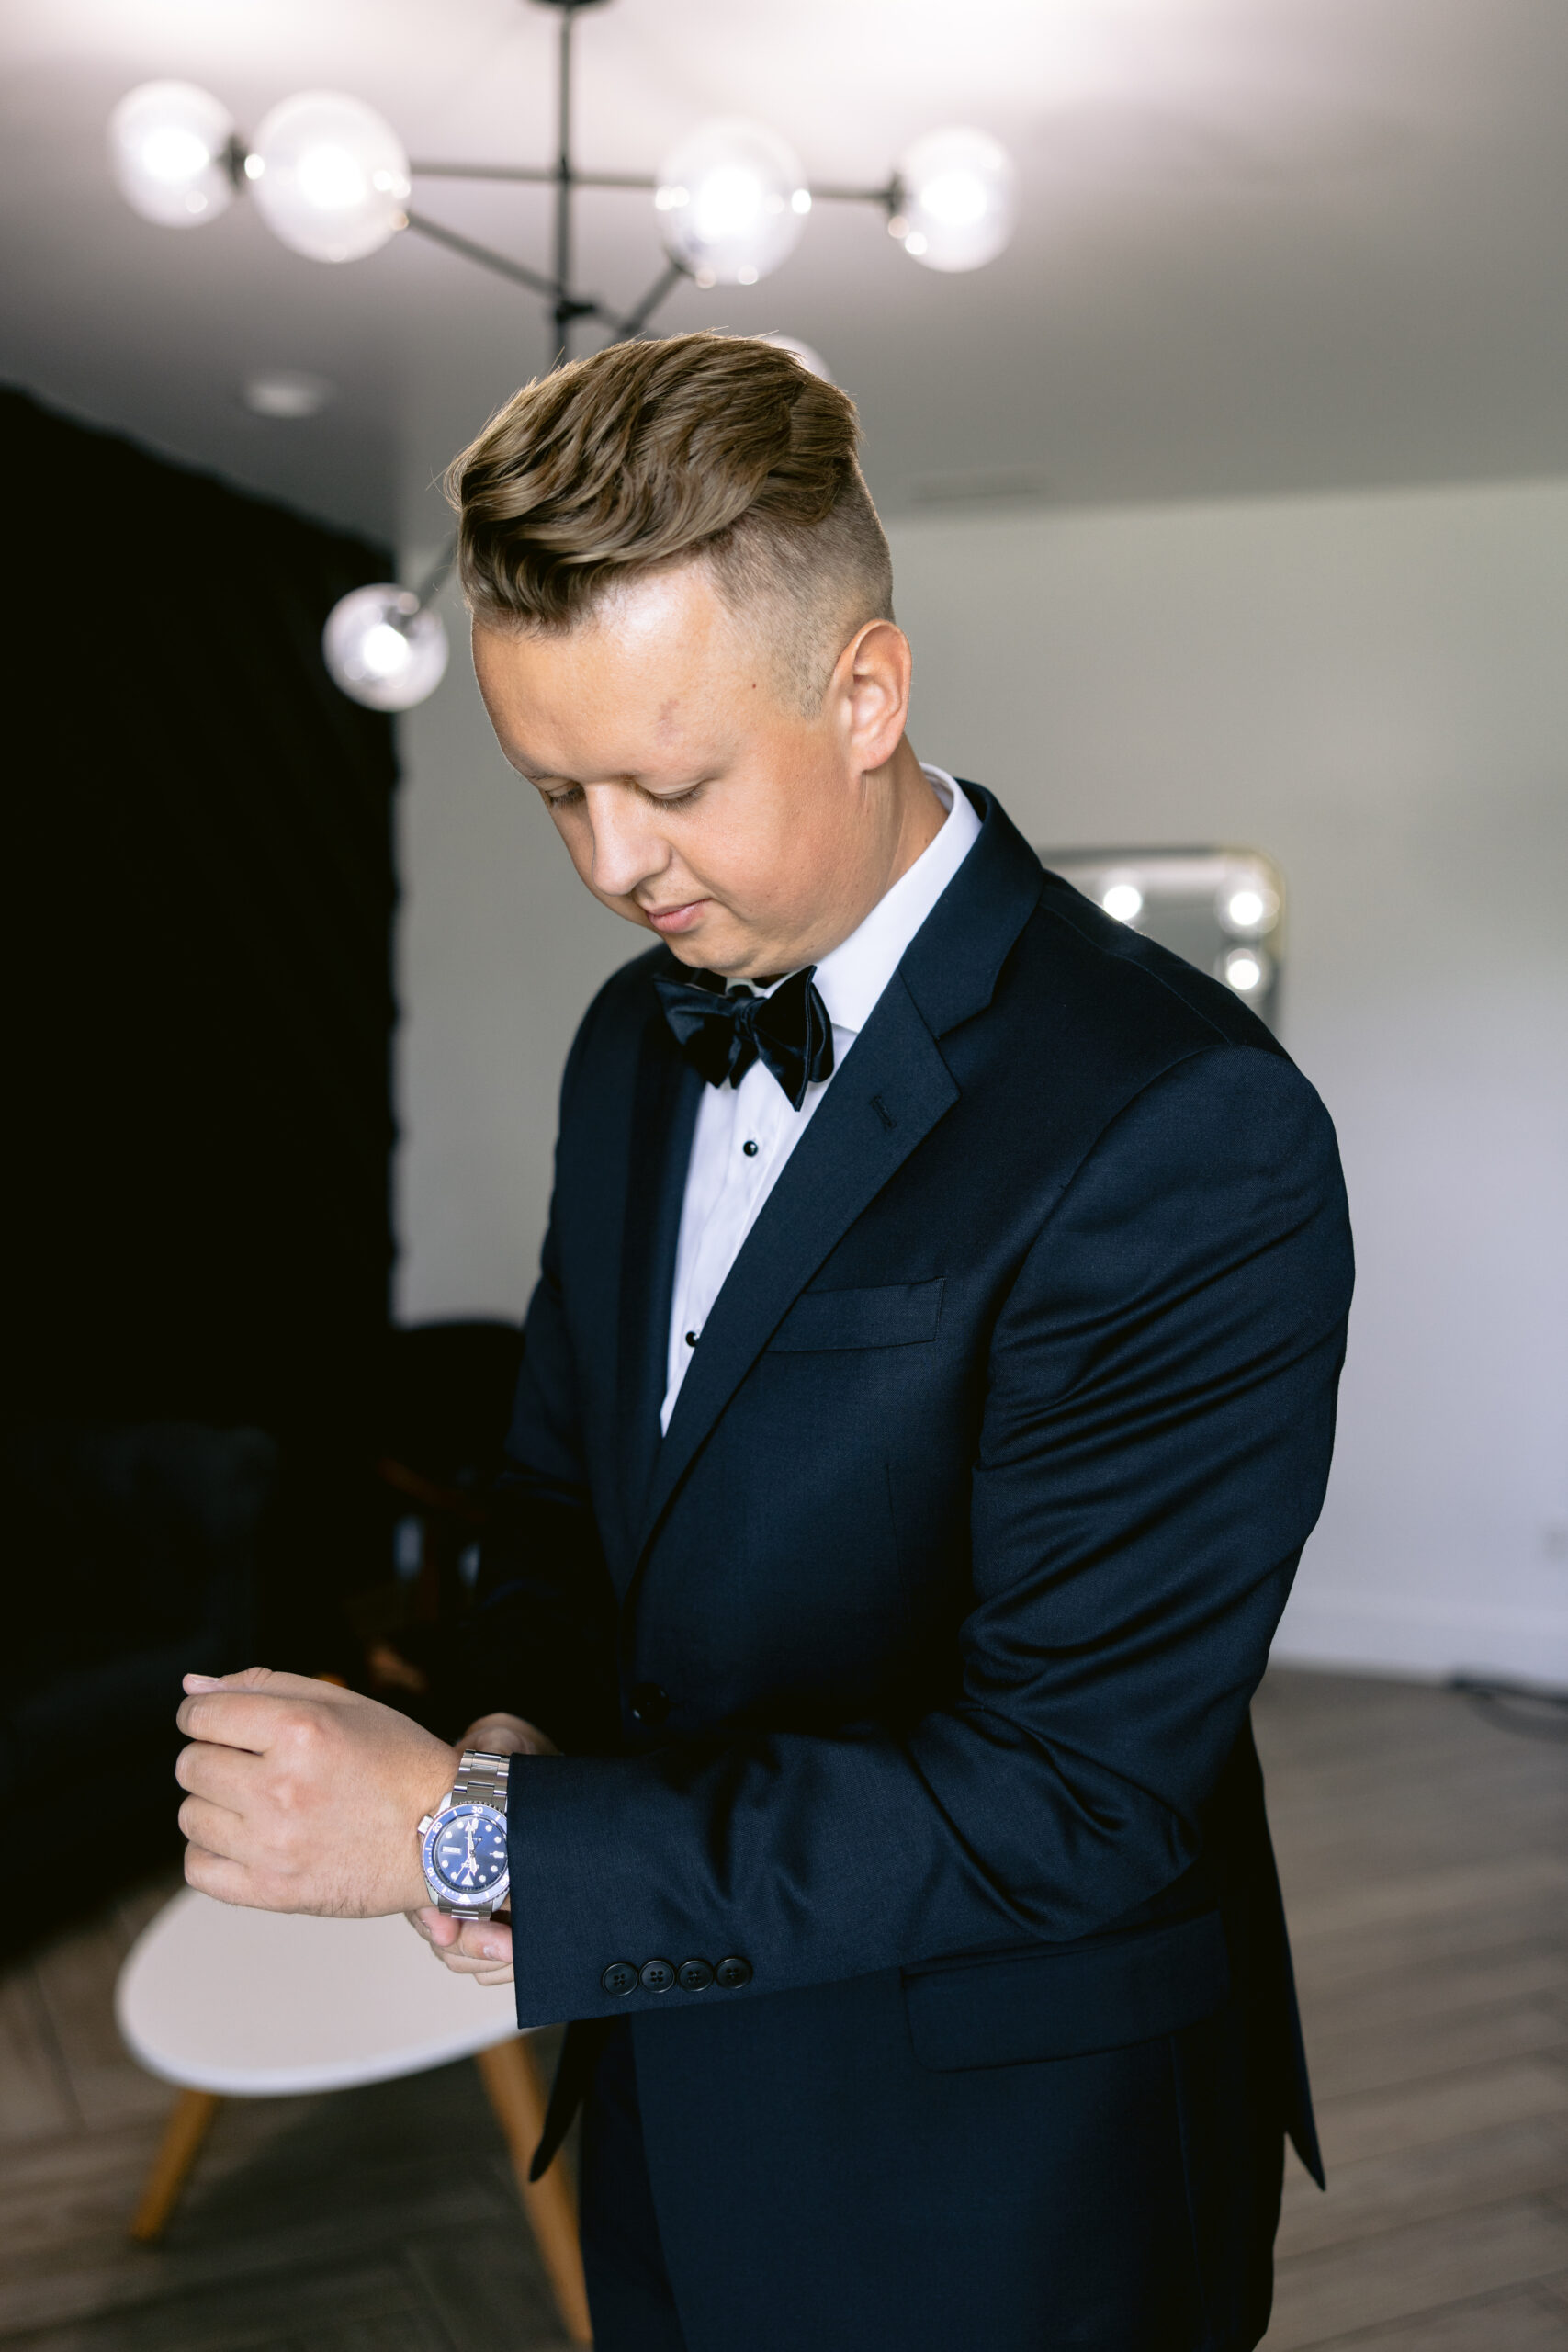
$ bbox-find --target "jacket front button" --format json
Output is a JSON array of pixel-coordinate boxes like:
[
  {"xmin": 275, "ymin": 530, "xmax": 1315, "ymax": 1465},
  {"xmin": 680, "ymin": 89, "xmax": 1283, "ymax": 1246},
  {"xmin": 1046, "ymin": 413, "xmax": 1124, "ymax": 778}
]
[
  {"xmin": 640, "ymin": 1958, "xmax": 675, "ymax": 1992},
  {"xmin": 629, "ymin": 1682, "xmax": 671, "ymax": 1727},
  {"xmin": 602, "ymin": 1962, "xmax": 637, "ymax": 1996},
  {"xmin": 715, "ymin": 1956, "xmax": 753, "ymax": 1990},
  {"xmin": 677, "ymin": 1958, "xmax": 713, "ymax": 1991}
]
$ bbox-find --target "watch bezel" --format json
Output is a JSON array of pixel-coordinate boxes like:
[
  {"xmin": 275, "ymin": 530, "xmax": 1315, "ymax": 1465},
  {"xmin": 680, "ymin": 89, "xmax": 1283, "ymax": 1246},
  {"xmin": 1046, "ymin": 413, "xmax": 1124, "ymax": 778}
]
[{"xmin": 421, "ymin": 1799, "xmax": 511, "ymax": 1907}]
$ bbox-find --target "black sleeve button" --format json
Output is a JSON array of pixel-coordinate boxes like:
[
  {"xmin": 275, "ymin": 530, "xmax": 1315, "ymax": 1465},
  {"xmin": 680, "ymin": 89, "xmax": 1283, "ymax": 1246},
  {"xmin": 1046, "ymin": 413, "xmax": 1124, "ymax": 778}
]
[
  {"xmin": 640, "ymin": 1958, "xmax": 676, "ymax": 1992},
  {"xmin": 628, "ymin": 1682, "xmax": 671, "ymax": 1727},
  {"xmin": 602, "ymin": 1961, "xmax": 637, "ymax": 1996},
  {"xmin": 677, "ymin": 1958, "xmax": 714, "ymax": 1991},
  {"xmin": 715, "ymin": 1955, "xmax": 753, "ymax": 1990}
]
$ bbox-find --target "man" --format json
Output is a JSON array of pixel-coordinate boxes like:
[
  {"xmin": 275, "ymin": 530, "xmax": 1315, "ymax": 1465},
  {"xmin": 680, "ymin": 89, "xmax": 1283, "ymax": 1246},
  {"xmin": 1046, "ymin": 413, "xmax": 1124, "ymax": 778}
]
[{"xmin": 176, "ymin": 333, "xmax": 1353, "ymax": 2351}]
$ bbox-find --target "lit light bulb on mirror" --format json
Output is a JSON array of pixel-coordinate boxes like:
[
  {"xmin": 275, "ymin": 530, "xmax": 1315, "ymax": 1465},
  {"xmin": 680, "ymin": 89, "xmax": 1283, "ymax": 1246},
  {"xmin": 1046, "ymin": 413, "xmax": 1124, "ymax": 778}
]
[
  {"xmin": 1217, "ymin": 876, "xmax": 1280, "ymax": 936},
  {"xmin": 1218, "ymin": 944, "xmax": 1272, "ymax": 999},
  {"xmin": 322, "ymin": 585, "xmax": 448, "ymax": 711},
  {"xmin": 109, "ymin": 82, "xmax": 239, "ymax": 227},
  {"xmin": 1100, "ymin": 881, "xmax": 1144, "ymax": 925},
  {"xmin": 250, "ymin": 91, "xmax": 410, "ymax": 263},
  {"xmin": 656, "ymin": 119, "xmax": 808, "ymax": 288},
  {"xmin": 896, "ymin": 127, "xmax": 1017, "ymax": 272}
]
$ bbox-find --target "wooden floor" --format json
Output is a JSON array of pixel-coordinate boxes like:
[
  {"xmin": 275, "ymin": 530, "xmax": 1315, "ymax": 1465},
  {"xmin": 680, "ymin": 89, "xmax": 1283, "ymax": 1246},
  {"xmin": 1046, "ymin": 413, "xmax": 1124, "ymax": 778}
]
[
  {"xmin": 0, "ymin": 1668, "xmax": 1562, "ymax": 2349},
  {"xmin": 1255, "ymin": 1669, "xmax": 1568, "ymax": 2351}
]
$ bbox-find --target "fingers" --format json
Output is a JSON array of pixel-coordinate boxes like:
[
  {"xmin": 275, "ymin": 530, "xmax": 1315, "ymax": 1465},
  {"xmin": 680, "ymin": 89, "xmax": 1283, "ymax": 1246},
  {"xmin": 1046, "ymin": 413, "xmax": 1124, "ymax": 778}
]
[
  {"xmin": 175, "ymin": 1689, "xmax": 296, "ymax": 1747},
  {"xmin": 413, "ymin": 1915, "xmax": 513, "ymax": 1978},
  {"xmin": 175, "ymin": 1740, "xmax": 259, "ymax": 1810},
  {"xmin": 411, "ymin": 1906, "xmax": 460, "ymax": 1948},
  {"xmin": 185, "ymin": 1668, "xmax": 355, "ymax": 1701},
  {"xmin": 177, "ymin": 1670, "xmax": 362, "ymax": 1742},
  {"xmin": 175, "ymin": 1679, "xmax": 364, "ymax": 1749},
  {"xmin": 183, "ymin": 1843, "xmax": 260, "ymax": 1907},
  {"xmin": 460, "ymin": 1713, "xmax": 560, "ymax": 1758},
  {"xmin": 177, "ymin": 1791, "xmax": 247, "ymax": 1859}
]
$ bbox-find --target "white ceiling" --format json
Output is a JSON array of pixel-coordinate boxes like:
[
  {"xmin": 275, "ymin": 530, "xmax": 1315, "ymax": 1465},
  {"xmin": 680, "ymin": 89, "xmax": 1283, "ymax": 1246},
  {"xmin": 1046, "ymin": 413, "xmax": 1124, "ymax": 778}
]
[{"xmin": 7, "ymin": 0, "xmax": 1568, "ymax": 548}]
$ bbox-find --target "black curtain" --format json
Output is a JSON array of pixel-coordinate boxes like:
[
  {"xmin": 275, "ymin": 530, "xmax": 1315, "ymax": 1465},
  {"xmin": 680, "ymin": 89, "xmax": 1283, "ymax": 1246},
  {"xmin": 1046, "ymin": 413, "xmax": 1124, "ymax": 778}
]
[{"xmin": 4, "ymin": 388, "xmax": 398, "ymax": 1533}]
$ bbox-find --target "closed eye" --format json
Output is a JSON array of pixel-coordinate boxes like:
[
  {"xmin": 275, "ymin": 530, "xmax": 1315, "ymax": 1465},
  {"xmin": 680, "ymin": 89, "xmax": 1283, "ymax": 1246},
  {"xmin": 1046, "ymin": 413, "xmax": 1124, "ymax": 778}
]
[{"xmin": 538, "ymin": 776, "xmax": 713, "ymax": 811}]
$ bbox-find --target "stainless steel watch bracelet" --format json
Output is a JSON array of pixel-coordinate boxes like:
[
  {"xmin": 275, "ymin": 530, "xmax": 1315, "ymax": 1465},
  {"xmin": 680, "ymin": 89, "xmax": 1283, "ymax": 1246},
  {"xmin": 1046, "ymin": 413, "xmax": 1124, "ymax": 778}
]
[
  {"xmin": 451, "ymin": 1749, "xmax": 511, "ymax": 1815},
  {"xmin": 431, "ymin": 1749, "xmax": 511, "ymax": 1919}
]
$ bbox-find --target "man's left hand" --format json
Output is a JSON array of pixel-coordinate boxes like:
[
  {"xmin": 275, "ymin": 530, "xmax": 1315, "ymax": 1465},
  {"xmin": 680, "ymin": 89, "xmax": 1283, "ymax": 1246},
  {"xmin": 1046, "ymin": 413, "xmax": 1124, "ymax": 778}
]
[{"xmin": 175, "ymin": 1668, "xmax": 457, "ymax": 1917}]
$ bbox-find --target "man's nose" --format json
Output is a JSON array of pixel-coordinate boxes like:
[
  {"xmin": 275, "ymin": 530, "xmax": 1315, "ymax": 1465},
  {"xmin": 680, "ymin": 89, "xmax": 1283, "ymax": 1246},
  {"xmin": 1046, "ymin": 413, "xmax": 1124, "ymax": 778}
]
[{"xmin": 584, "ymin": 785, "xmax": 670, "ymax": 900}]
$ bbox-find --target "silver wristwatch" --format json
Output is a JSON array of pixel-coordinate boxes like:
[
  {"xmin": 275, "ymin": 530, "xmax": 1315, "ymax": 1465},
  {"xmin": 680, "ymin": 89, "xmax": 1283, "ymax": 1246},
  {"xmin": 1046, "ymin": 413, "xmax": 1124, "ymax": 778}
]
[{"xmin": 417, "ymin": 1750, "xmax": 512, "ymax": 1921}]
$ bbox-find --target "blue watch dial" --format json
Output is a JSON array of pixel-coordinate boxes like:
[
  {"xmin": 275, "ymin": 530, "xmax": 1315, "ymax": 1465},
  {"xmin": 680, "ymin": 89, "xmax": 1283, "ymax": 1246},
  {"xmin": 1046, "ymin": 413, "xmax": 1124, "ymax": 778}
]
[{"xmin": 429, "ymin": 1804, "xmax": 508, "ymax": 1898}]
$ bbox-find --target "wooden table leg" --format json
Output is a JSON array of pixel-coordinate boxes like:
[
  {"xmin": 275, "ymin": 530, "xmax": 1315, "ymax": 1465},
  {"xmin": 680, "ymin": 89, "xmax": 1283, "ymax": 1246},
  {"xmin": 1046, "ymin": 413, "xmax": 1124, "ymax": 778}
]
[
  {"xmin": 476, "ymin": 2037, "xmax": 592, "ymax": 2346},
  {"xmin": 130, "ymin": 2087, "xmax": 223, "ymax": 2244}
]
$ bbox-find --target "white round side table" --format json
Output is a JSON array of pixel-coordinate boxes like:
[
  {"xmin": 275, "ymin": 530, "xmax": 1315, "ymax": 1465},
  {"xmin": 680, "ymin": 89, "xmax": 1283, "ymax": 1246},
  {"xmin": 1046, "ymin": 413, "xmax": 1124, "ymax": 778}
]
[{"xmin": 116, "ymin": 1888, "xmax": 590, "ymax": 2343}]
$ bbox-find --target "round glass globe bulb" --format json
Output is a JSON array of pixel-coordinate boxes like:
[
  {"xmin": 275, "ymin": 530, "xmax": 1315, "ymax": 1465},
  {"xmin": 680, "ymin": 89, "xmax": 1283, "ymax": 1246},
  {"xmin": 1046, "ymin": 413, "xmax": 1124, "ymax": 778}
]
[
  {"xmin": 755, "ymin": 333, "xmax": 831, "ymax": 381},
  {"xmin": 323, "ymin": 586, "xmax": 447, "ymax": 711},
  {"xmin": 250, "ymin": 91, "xmax": 410, "ymax": 264},
  {"xmin": 109, "ymin": 83, "xmax": 238, "ymax": 228},
  {"xmin": 896, "ymin": 127, "xmax": 1017, "ymax": 273},
  {"xmin": 656, "ymin": 119, "xmax": 808, "ymax": 287}
]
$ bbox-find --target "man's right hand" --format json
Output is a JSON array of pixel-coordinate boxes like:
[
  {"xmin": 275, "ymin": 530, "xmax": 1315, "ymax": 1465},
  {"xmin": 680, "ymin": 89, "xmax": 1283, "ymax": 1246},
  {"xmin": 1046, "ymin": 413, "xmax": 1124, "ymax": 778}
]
[{"xmin": 404, "ymin": 1712, "xmax": 555, "ymax": 1984}]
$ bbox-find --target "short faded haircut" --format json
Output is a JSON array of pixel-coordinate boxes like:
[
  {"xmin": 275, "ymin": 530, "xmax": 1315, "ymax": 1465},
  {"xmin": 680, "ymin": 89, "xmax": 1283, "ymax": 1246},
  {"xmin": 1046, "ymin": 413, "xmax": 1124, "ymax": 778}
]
[{"xmin": 444, "ymin": 332, "xmax": 895, "ymax": 713}]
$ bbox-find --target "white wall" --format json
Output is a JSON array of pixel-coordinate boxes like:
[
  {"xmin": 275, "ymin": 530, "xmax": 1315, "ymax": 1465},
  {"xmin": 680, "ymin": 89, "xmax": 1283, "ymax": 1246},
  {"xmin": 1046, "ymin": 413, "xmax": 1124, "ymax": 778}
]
[
  {"xmin": 395, "ymin": 479, "xmax": 1568, "ymax": 1683},
  {"xmin": 393, "ymin": 574, "xmax": 634, "ymax": 1326}
]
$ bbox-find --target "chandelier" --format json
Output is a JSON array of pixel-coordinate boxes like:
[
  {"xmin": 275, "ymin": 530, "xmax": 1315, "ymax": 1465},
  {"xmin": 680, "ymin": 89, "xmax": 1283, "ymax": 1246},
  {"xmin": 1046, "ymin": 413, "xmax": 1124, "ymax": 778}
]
[{"xmin": 108, "ymin": 0, "xmax": 1020, "ymax": 709}]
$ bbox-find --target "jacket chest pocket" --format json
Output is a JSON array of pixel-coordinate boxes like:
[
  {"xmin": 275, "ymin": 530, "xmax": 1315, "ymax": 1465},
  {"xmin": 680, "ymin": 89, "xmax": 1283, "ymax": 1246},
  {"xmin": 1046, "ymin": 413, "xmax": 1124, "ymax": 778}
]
[{"xmin": 766, "ymin": 1277, "xmax": 944, "ymax": 1353}]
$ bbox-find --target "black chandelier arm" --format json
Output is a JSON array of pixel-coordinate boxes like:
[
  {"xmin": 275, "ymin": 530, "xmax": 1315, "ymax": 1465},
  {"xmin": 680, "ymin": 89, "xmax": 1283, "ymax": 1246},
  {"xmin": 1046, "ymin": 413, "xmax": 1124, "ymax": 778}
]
[
  {"xmin": 412, "ymin": 539, "xmax": 458, "ymax": 607},
  {"xmin": 402, "ymin": 208, "xmax": 562, "ymax": 301},
  {"xmin": 553, "ymin": 1, "xmax": 574, "ymax": 341},
  {"xmin": 409, "ymin": 159, "xmax": 897, "ymax": 209},
  {"xmin": 812, "ymin": 179, "xmax": 903, "ymax": 211},
  {"xmin": 604, "ymin": 257, "xmax": 688, "ymax": 342},
  {"xmin": 404, "ymin": 209, "xmax": 635, "ymax": 337},
  {"xmin": 410, "ymin": 160, "xmax": 656, "ymax": 190}
]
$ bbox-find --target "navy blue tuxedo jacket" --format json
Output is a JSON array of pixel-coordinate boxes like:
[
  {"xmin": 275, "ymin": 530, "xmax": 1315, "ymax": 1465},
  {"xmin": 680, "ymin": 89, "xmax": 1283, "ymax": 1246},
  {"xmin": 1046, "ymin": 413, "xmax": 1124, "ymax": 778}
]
[{"xmin": 475, "ymin": 786, "xmax": 1353, "ymax": 2352}]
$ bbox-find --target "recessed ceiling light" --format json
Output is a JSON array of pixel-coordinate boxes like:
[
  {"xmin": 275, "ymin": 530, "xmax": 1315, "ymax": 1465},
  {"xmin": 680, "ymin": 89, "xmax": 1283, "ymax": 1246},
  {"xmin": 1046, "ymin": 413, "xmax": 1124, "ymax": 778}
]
[{"xmin": 243, "ymin": 370, "xmax": 333, "ymax": 419}]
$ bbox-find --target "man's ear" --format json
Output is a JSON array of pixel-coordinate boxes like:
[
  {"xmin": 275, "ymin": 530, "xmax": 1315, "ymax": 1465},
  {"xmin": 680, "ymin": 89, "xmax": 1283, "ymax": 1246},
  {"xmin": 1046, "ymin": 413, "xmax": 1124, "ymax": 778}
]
[{"xmin": 837, "ymin": 619, "xmax": 912, "ymax": 772}]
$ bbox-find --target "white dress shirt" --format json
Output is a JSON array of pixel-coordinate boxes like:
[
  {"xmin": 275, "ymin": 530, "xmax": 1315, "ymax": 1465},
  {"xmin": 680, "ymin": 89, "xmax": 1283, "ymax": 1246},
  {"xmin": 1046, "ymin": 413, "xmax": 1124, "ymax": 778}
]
[{"xmin": 660, "ymin": 766, "xmax": 981, "ymax": 1431}]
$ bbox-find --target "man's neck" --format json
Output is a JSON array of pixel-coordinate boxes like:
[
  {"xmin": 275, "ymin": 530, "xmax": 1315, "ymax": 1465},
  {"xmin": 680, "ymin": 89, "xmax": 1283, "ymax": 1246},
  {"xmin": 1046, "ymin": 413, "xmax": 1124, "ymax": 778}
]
[{"xmin": 878, "ymin": 738, "xmax": 948, "ymax": 891}]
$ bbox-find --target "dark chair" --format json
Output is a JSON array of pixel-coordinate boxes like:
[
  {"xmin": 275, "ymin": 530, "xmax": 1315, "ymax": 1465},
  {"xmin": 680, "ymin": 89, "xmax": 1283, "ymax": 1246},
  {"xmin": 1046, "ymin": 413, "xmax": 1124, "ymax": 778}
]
[
  {"xmin": 345, "ymin": 1320, "xmax": 524, "ymax": 1728},
  {"xmin": 0, "ymin": 1419, "xmax": 274, "ymax": 1937}
]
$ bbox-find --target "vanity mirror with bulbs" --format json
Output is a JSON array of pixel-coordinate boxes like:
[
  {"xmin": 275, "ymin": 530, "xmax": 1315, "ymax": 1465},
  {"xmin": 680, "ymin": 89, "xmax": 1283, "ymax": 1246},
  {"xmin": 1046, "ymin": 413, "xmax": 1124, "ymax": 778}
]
[{"xmin": 1041, "ymin": 848, "xmax": 1285, "ymax": 1033}]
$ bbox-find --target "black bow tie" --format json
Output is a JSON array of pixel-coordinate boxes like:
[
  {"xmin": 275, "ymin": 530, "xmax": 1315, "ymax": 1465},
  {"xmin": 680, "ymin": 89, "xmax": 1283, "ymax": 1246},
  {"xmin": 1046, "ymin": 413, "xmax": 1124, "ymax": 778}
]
[{"xmin": 653, "ymin": 964, "xmax": 835, "ymax": 1112}]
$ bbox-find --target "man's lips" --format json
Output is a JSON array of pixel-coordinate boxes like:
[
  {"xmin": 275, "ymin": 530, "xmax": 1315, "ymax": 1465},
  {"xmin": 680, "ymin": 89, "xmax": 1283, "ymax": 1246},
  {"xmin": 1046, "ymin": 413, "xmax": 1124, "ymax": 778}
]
[{"xmin": 644, "ymin": 899, "xmax": 708, "ymax": 933}]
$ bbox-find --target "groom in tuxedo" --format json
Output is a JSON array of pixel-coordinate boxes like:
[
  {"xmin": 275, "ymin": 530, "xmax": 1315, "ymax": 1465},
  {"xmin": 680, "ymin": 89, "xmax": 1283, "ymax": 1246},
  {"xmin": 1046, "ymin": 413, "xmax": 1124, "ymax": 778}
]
[{"xmin": 175, "ymin": 333, "xmax": 1353, "ymax": 2351}]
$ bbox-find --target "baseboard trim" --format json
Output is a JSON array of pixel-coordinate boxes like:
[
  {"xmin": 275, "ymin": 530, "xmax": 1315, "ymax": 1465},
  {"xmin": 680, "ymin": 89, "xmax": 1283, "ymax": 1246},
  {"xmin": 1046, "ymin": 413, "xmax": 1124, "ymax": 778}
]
[{"xmin": 1271, "ymin": 1586, "xmax": 1568, "ymax": 1684}]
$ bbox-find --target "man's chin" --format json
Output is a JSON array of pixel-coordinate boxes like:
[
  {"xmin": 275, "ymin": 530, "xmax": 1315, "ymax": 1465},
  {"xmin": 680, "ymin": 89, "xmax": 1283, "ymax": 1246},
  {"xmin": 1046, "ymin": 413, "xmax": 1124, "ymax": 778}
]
[{"xmin": 652, "ymin": 911, "xmax": 777, "ymax": 978}]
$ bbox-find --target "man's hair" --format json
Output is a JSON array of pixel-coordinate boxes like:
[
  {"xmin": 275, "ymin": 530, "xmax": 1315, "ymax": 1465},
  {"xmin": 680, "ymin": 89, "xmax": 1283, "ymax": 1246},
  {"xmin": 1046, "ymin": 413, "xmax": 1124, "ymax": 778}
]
[{"xmin": 444, "ymin": 333, "xmax": 895, "ymax": 713}]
